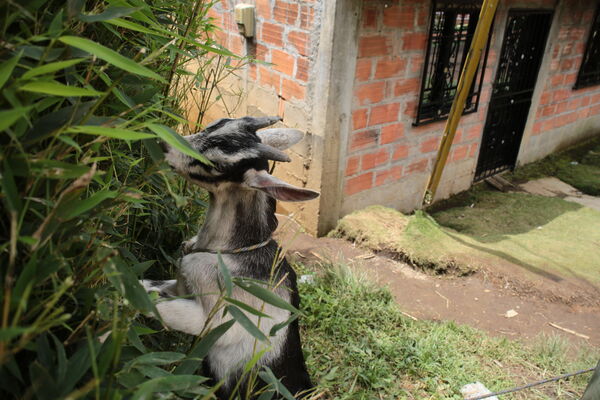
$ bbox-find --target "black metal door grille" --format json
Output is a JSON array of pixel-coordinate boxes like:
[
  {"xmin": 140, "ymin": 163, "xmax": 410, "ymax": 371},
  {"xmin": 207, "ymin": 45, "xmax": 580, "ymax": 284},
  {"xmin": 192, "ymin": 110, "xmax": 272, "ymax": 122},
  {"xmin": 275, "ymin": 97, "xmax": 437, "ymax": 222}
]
[{"xmin": 474, "ymin": 10, "xmax": 553, "ymax": 181}]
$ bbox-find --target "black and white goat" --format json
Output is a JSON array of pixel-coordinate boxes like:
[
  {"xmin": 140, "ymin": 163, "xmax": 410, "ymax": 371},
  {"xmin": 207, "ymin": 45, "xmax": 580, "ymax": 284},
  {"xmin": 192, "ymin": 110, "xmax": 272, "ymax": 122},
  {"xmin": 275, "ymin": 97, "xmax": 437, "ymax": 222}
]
[{"xmin": 142, "ymin": 116, "xmax": 318, "ymax": 399}]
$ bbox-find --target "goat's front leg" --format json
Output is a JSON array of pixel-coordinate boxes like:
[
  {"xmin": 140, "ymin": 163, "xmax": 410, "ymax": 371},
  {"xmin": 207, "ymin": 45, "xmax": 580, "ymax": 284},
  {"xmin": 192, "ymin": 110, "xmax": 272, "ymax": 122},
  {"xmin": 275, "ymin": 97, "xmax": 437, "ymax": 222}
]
[{"xmin": 155, "ymin": 298, "xmax": 207, "ymax": 335}]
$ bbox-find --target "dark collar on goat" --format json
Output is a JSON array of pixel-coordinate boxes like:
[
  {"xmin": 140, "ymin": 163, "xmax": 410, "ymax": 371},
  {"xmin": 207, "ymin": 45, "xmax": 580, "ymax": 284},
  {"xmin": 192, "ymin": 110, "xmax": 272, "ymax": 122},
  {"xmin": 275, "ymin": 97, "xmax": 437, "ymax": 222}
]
[{"xmin": 187, "ymin": 238, "xmax": 273, "ymax": 255}]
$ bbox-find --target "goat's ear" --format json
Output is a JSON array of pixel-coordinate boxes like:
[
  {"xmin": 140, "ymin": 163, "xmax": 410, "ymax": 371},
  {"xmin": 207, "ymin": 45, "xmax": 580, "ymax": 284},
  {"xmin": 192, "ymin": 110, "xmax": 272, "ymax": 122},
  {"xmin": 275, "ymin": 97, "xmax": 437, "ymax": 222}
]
[
  {"xmin": 244, "ymin": 169, "xmax": 319, "ymax": 202},
  {"xmin": 257, "ymin": 128, "xmax": 304, "ymax": 150}
]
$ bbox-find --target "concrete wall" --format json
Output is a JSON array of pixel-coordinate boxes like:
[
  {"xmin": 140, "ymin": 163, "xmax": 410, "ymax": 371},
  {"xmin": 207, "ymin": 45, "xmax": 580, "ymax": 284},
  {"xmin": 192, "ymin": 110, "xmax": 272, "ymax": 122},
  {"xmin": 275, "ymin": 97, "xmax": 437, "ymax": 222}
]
[{"xmin": 340, "ymin": 0, "xmax": 600, "ymax": 221}]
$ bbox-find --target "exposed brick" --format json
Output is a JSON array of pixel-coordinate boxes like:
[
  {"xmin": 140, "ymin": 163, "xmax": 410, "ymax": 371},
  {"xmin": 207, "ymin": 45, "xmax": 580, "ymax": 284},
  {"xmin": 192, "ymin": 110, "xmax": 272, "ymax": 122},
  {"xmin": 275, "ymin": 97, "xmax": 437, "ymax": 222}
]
[
  {"xmin": 255, "ymin": 43, "xmax": 269, "ymax": 62},
  {"xmin": 553, "ymin": 89, "xmax": 571, "ymax": 103},
  {"xmin": 288, "ymin": 31, "xmax": 309, "ymax": 56},
  {"xmin": 350, "ymin": 129, "xmax": 378, "ymax": 152},
  {"xmin": 374, "ymin": 57, "xmax": 406, "ymax": 79},
  {"xmin": 358, "ymin": 35, "xmax": 391, "ymax": 58},
  {"xmin": 261, "ymin": 22, "xmax": 284, "ymax": 47},
  {"xmin": 361, "ymin": 148, "xmax": 390, "ymax": 170},
  {"xmin": 383, "ymin": 5, "xmax": 414, "ymax": 29},
  {"xmin": 363, "ymin": 6, "xmax": 377, "ymax": 29},
  {"xmin": 394, "ymin": 78, "xmax": 421, "ymax": 96},
  {"xmin": 274, "ymin": 1, "xmax": 298, "ymax": 25},
  {"xmin": 406, "ymin": 158, "xmax": 428, "ymax": 174},
  {"xmin": 345, "ymin": 156, "xmax": 360, "ymax": 176},
  {"xmin": 402, "ymin": 32, "xmax": 427, "ymax": 51},
  {"xmin": 345, "ymin": 172, "xmax": 373, "ymax": 196},
  {"xmin": 469, "ymin": 143, "xmax": 479, "ymax": 158},
  {"xmin": 532, "ymin": 121, "xmax": 543, "ymax": 136},
  {"xmin": 272, "ymin": 49, "xmax": 295, "ymax": 76},
  {"xmin": 375, "ymin": 165, "xmax": 403, "ymax": 186},
  {"xmin": 352, "ymin": 108, "xmax": 369, "ymax": 130},
  {"xmin": 451, "ymin": 144, "xmax": 470, "ymax": 162},
  {"xmin": 355, "ymin": 59, "xmax": 372, "ymax": 82},
  {"xmin": 392, "ymin": 144, "xmax": 409, "ymax": 161},
  {"xmin": 281, "ymin": 78, "xmax": 305, "ymax": 100},
  {"xmin": 380, "ymin": 123, "xmax": 404, "ymax": 144},
  {"xmin": 420, "ymin": 136, "xmax": 440, "ymax": 153},
  {"xmin": 356, "ymin": 82, "xmax": 386, "ymax": 105},
  {"xmin": 466, "ymin": 124, "xmax": 482, "ymax": 140},
  {"xmin": 256, "ymin": 0, "xmax": 271, "ymax": 19},
  {"xmin": 259, "ymin": 66, "xmax": 280, "ymax": 91},
  {"xmin": 296, "ymin": 57, "xmax": 309, "ymax": 82},
  {"xmin": 369, "ymin": 103, "xmax": 400, "ymax": 126},
  {"xmin": 299, "ymin": 6, "xmax": 314, "ymax": 30}
]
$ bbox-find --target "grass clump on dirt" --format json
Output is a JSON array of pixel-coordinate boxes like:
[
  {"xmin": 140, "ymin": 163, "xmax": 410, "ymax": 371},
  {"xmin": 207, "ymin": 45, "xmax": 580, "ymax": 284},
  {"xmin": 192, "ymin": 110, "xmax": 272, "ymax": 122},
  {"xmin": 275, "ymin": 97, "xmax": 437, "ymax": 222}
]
[
  {"xmin": 509, "ymin": 136, "xmax": 600, "ymax": 195},
  {"xmin": 328, "ymin": 206, "xmax": 479, "ymax": 276},
  {"xmin": 298, "ymin": 264, "xmax": 598, "ymax": 399}
]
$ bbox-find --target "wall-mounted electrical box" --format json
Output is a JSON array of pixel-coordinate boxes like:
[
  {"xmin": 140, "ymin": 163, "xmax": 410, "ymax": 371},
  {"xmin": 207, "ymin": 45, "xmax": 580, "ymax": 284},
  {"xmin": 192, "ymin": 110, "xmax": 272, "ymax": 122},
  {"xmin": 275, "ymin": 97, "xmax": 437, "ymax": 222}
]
[{"xmin": 235, "ymin": 4, "xmax": 255, "ymax": 38}]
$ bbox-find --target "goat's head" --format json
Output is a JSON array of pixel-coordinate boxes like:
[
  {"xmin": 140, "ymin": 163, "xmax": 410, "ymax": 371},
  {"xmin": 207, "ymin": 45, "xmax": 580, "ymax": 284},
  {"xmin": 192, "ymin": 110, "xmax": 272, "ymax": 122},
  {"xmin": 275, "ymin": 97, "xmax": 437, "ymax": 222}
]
[{"xmin": 163, "ymin": 116, "xmax": 319, "ymax": 202}]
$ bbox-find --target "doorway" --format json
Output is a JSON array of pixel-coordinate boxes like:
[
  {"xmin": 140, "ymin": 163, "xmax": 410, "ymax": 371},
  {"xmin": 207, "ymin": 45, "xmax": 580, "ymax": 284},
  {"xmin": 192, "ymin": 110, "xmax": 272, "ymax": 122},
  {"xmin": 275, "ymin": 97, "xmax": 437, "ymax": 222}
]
[{"xmin": 475, "ymin": 10, "xmax": 554, "ymax": 181}]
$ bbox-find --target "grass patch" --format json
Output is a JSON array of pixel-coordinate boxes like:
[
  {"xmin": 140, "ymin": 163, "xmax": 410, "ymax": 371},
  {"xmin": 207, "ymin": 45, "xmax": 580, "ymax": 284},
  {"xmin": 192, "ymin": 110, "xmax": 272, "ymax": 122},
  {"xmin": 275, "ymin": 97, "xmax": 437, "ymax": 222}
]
[
  {"xmin": 508, "ymin": 136, "xmax": 600, "ymax": 195},
  {"xmin": 299, "ymin": 264, "xmax": 598, "ymax": 399},
  {"xmin": 330, "ymin": 190, "xmax": 600, "ymax": 287}
]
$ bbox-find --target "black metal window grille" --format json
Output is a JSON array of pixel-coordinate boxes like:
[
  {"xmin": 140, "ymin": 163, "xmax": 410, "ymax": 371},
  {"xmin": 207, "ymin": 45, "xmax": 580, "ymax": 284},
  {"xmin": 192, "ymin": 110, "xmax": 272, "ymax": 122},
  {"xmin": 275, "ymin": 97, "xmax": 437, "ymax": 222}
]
[
  {"xmin": 414, "ymin": 0, "xmax": 492, "ymax": 126},
  {"xmin": 575, "ymin": 4, "xmax": 600, "ymax": 89}
]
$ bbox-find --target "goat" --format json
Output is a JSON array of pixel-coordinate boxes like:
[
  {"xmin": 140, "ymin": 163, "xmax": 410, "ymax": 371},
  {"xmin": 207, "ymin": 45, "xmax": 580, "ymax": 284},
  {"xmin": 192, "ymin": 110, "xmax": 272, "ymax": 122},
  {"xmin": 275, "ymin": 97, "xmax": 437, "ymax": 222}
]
[{"xmin": 142, "ymin": 116, "xmax": 318, "ymax": 399}]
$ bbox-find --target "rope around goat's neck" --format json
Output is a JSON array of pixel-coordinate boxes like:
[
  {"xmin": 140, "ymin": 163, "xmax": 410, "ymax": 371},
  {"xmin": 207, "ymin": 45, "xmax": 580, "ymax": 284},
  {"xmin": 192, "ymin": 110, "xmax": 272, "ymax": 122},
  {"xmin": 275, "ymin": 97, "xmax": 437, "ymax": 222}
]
[{"xmin": 189, "ymin": 238, "xmax": 273, "ymax": 255}]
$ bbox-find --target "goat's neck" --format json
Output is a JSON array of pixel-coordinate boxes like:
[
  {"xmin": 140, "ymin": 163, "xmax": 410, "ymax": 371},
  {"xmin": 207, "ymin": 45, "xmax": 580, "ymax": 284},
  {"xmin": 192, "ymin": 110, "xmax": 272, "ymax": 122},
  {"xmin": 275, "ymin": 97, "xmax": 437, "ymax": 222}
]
[{"xmin": 195, "ymin": 185, "xmax": 277, "ymax": 251}]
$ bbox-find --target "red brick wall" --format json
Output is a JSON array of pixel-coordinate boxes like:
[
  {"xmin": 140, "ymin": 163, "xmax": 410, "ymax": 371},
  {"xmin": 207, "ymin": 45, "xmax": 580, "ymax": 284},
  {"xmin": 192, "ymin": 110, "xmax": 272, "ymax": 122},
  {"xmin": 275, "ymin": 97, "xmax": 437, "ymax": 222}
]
[
  {"xmin": 207, "ymin": 0, "xmax": 320, "ymax": 104},
  {"xmin": 343, "ymin": 0, "xmax": 600, "ymax": 206}
]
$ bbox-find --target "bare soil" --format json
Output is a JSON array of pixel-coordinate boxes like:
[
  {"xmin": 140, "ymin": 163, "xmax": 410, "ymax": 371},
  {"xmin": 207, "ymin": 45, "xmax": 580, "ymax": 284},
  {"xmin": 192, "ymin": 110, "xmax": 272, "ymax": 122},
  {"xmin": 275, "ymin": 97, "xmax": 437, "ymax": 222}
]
[{"xmin": 276, "ymin": 216, "xmax": 600, "ymax": 347}]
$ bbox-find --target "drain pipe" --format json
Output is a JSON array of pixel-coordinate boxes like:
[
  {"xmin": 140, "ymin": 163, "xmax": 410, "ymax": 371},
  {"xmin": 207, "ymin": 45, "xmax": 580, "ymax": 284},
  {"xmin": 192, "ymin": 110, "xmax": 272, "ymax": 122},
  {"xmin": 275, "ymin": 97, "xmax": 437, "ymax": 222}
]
[{"xmin": 422, "ymin": 0, "xmax": 499, "ymax": 206}]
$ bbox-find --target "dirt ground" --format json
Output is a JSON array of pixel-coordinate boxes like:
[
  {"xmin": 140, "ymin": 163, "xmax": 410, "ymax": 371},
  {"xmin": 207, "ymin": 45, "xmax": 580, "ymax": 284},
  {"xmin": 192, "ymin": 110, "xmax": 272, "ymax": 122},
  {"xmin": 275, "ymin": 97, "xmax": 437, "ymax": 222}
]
[{"xmin": 276, "ymin": 216, "xmax": 600, "ymax": 347}]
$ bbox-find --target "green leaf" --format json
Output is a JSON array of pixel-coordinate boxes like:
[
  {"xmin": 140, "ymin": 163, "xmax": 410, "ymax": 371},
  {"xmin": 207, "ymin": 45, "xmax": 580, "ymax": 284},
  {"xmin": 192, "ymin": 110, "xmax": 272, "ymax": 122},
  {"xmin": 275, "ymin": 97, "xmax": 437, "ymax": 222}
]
[
  {"xmin": 225, "ymin": 297, "xmax": 271, "ymax": 319},
  {"xmin": 234, "ymin": 279, "xmax": 299, "ymax": 314},
  {"xmin": 148, "ymin": 123, "xmax": 212, "ymax": 165},
  {"xmin": 28, "ymin": 160, "xmax": 91, "ymax": 179},
  {"xmin": 217, "ymin": 253, "xmax": 233, "ymax": 296},
  {"xmin": 258, "ymin": 367, "xmax": 296, "ymax": 400},
  {"xmin": 104, "ymin": 17, "xmax": 164, "ymax": 36},
  {"xmin": 133, "ymin": 365, "xmax": 169, "ymax": 379},
  {"xmin": 58, "ymin": 36, "xmax": 165, "ymax": 82},
  {"xmin": 0, "ymin": 107, "xmax": 31, "ymax": 132},
  {"xmin": 103, "ymin": 256, "xmax": 157, "ymax": 315},
  {"xmin": 226, "ymin": 305, "xmax": 268, "ymax": 343},
  {"xmin": 1, "ymin": 159, "xmax": 22, "ymax": 213},
  {"xmin": 0, "ymin": 51, "xmax": 22, "ymax": 89},
  {"xmin": 78, "ymin": 6, "xmax": 139, "ymax": 22},
  {"xmin": 68, "ymin": 125, "xmax": 156, "ymax": 140},
  {"xmin": 0, "ymin": 327, "xmax": 28, "ymax": 341},
  {"xmin": 131, "ymin": 352, "xmax": 185, "ymax": 366},
  {"xmin": 20, "ymin": 81, "xmax": 103, "ymax": 97},
  {"xmin": 269, "ymin": 313, "xmax": 298, "ymax": 337},
  {"xmin": 57, "ymin": 189, "xmax": 118, "ymax": 220},
  {"xmin": 174, "ymin": 320, "xmax": 235, "ymax": 375},
  {"xmin": 22, "ymin": 58, "xmax": 86, "ymax": 79},
  {"xmin": 131, "ymin": 375, "xmax": 207, "ymax": 400}
]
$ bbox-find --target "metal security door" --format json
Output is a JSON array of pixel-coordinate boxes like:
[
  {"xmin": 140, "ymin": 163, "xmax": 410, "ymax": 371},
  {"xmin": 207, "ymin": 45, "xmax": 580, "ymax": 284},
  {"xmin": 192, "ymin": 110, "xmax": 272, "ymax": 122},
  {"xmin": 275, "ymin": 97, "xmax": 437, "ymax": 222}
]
[{"xmin": 474, "ymin": 10, "xmax": 553, "ymax": 181}]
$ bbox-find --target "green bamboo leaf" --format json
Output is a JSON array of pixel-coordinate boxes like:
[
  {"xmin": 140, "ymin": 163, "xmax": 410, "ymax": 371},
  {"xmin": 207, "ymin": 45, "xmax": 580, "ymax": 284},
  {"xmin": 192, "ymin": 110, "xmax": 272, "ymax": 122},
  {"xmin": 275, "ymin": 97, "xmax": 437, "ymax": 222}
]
[
  {"xmin": 22, "ymin": 58, "xmax": 86, "ymax": 79},
  {"xmin": 258, "ymin": 367, "xmax": 295, "ymax": 400},
  {"xmin": 78, "ymin": 6, "xmax": 139, "ymax": 22},
  {"xmin": 217, "ymin": 253, "xmax": 233, "ymax": 296},
  {"xmin": 269, "ymin": 313, "xmax": 298, "ymax": 337},
  {"xmin": 29, "ymin": 160, "xmax": 91, "ymax": 179},
  {"xmin": 174, "ymin": 320, "xmax": 235, "ymax": 375},
  {"xmin": 0, "ymin": 107, "xmax": 31, "ymax": 132},
  {"xmin": 133, "ymin": 365, "xmax": 169, "ymax": 379},
  {"xmin": 104, "ymin": 17, "xmax": 165, "ymax": 36},
  {"xmin": 103, "ymin": 257, "xmax": 158, "ymax": 315},
  {"xmin": 68, "ymin": 125, "xmax": 156, "ymax": 140},
  {"xmin": 132, "ymin": 375, "xmax": 207, "ymax": 400},
  {"xmin": 1, "ymin": 159, "xmax": 22, "ymax": 213},
  {"xmin": 0, "ymin": 51, "xmax": 22, "ymax": 89},
  {"xmin": 20, "ymin": 81, "xmax": 103, "ymax": 97},
  {"xmin": 58, "ymin": 36, "xmax": 165, "ymax": 82},
  {"xmin": 57, "ymin": 190, "xmax": 118, "ymax": 220},
  {"xmin": 233, "ymin": 279, "xmax": 299, "ymax": 313},
  {"xmin": 148, "ymin": 123, "xmax": 212, "ymax": 165},
  {"xmin": 131, "ymin": 352, "xmax": 185, "ymax": 366},
  {"xmin": 0, "ymin": 327, "xmax": 28, "ymax": 341},
  {"xmin": 226, "ymin": 305, "xmax": 268, "ymax": 343},
  {"xmin": 225, "ymin": 297, "xmax": 271, "ymax": 319}
]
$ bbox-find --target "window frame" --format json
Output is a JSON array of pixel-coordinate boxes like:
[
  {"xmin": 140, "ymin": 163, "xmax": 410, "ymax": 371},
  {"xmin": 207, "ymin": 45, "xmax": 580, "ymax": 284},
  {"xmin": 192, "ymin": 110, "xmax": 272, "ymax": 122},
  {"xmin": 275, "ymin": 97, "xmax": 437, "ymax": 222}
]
[
  {"xmin": 574, "ymin": 4, "xmax": 600, "ymax": 90},
  {"xmin": 414, "ymin": 0, "xmax": 493, "ymax": 126}
]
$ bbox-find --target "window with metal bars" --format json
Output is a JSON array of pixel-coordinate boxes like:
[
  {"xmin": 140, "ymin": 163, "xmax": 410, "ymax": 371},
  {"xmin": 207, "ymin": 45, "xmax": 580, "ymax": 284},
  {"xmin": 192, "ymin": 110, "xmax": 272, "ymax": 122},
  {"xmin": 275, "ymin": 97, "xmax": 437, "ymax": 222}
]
[
  {"xmin": 575, "ymin": 5, "xmax": 600, "ymax": 89},
  {"xmin": 414, "ymin": 0, "xmax": 491, "ymax": 126}
]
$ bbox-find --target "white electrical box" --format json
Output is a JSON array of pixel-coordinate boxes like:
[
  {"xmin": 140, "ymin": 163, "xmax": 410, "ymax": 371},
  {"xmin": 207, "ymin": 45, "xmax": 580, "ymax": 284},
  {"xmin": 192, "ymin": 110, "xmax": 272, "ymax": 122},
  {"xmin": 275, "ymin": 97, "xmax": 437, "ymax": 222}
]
[{"xmin": 235, "ymin": 4, "xmax": 255, "ymax": 38}]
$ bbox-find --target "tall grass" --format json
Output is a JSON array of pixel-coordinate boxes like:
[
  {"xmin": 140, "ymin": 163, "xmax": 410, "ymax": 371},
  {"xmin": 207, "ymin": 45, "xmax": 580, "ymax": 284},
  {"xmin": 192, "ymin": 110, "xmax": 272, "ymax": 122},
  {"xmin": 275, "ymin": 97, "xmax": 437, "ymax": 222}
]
[{"xmin": 0, "ymin": 1, "xmax": 286, "ymax": 398}]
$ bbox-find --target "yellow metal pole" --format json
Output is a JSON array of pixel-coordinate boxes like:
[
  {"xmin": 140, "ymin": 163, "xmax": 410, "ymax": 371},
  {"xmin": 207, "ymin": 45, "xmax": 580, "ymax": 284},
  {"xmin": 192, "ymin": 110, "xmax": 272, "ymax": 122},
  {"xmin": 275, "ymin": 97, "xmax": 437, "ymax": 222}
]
[{"xmin": 422, "ymin": 0, "xmax": 499, "ymax": 206}]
